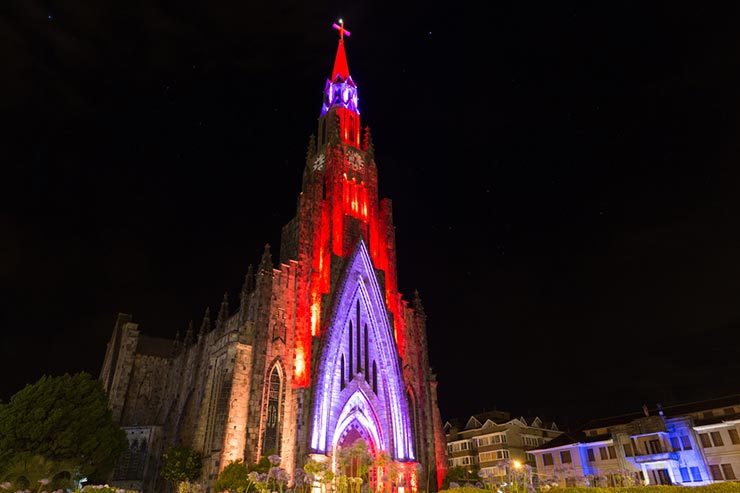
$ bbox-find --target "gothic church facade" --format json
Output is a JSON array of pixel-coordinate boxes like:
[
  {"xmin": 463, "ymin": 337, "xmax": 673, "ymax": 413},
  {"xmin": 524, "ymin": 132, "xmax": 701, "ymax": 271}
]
[{"xmin": 100, "ymin": 23, "xmax": 447, "ymax": 493}]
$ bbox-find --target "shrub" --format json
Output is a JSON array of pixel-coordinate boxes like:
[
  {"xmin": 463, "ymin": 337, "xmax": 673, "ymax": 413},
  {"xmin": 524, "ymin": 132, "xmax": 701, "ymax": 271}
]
[{"xmin": 439, "ymin": 485, "xmax": 740, "ymax": 493}]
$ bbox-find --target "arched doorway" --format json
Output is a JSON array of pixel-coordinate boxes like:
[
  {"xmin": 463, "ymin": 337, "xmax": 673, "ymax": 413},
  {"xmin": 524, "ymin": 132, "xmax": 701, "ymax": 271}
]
[{"xmin": 337, "ymin": 431, "xmax": 373, "ymax": 478}]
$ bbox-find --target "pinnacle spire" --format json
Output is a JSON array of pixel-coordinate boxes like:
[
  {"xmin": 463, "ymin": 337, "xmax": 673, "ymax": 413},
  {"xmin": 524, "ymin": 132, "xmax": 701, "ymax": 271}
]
[
  {"xmin": 331, "ymin": 19, "xmax": 351, "ymax": 80},
  {"xmin": 413, "ymin": 289, "xmax": 425, "ymax": 316},
  {"xmin": 184, "ymin": 320, "xmax": 194, "ymax": 346},
  {"xmin": 363, "ymin": 126, "xmax": 374, "ymax": 155},
  {"xmin": 217, "ymin": 291, "xmax": 229, "ymax": 329},
  {"xmin": 199, "ymin": 307, "xmax": 211, "ymax": 338},
  {"xmin": 173, "ymin": 329, "xmax": 182, "ymax": 354},
  {"xmin": 241, "ymin": 264, "xmax": 255, "ymax": 297},
  {"xmin": 259, "ymin": 243, "xmax": 273, "ymax": 272},
  {"xmin": 332, "ymin": 39, "xmax": 350, "ymax": 80},
  {"xmin": 306, "ymin": 134, "xmax": 317, "ymax": 161}
]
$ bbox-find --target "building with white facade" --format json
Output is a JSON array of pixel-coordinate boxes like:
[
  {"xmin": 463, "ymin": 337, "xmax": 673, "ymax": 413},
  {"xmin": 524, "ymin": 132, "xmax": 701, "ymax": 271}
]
[{"xmin": 529, "ymin": 395, "xmax": 740, "ymax": 487}]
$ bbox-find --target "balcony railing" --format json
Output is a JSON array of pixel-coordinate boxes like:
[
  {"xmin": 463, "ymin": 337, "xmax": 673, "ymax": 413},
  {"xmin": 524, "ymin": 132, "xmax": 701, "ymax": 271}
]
[{"xmin": 630, "ymin": 451, "xmax": 679, "ymax": 463}]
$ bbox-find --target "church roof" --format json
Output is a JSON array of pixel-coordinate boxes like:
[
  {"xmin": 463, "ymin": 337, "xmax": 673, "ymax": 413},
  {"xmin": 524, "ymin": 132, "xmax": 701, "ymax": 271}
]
[{"xmin": 136, "ymin": 334, "xmax": 174, "ymax": 358}]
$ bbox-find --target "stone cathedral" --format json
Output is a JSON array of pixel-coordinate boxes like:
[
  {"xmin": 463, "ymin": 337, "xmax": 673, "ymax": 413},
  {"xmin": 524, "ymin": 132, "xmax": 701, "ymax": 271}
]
[{"xmin": 100, "ymin": 22, "xmax": 447, "ymax": 493}]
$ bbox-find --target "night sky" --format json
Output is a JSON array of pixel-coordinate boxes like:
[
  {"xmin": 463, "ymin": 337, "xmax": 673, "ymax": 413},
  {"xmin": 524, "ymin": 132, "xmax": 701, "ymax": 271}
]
[{"xmin": 3, "ymin": 1, "xmax": 740, "ymax": 429}]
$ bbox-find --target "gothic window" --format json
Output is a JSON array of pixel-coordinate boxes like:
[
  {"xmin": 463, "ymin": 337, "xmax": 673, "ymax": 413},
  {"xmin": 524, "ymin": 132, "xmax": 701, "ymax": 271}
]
[
  {"xmin": 211, "ymin": 369, "xmax": 232, "ymax": 451},
  {"xmin": 262, "ymin": 364, "xmax": 283, "ymax": 456},
  {"xmin": 364, "ymin": 324, "xmax": 369, "ymax": 383},
  {"xmin": 341, "ymin": 354, "xmax": 346, "ymax": 389},
  {"xmin": 407, "ymin": 388, "xmax": 420, "ymax": 459},
  {"xmin": 348, "ymin": 321, "xmax": 353, "ymax": 377},
  {"xmin": 356, "ymin": 301, "xmax": 362, "ymax": 372},
  {"xmin": 372, "ymin": 360, "xmax": 378, "ymax": 395}
]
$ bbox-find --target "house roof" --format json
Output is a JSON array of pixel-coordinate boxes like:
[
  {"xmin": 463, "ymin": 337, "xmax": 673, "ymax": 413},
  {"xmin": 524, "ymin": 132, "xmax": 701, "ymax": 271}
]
[
  {"xmin": 583, "ymin": 394, "xmax": 740, "ymax": 430},
  {"xmin": 532, "ymin": 432, "xmax": 583, "ymax": 450},
  {"xmin": 521, "ymin": 415, "xmax": 558, "ymax": 430},
  {"xmin": 447, "ymin": 410, "xmax": 560, "ymax": 433},
  {"xmin": 531, "ymin": 431, "xmax": 612, "ymax": 452},
  {"xmin": 471, "ymin": 410, "xmax": 511, "ymax": 426}
]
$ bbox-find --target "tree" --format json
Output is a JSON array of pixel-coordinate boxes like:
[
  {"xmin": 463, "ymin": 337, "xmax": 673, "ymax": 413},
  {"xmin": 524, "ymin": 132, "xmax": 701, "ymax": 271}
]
[
  {"xmin": 337, "ymin": 440, "xmax": 372, "ymax": 481},
  {"xmin": 444, "ymin": 466, "xmax": 479, "ymax": 488},
  {"xmin": 0, "ymin": 373, "xmax": 127, "ymax": 482},
  {"xmin": 161, "ymin": 445, "xmax": 202, "ymax": 492},
  {"xmin": 214, "ymin": 460, "xmax": 251, "ymax": 493}
]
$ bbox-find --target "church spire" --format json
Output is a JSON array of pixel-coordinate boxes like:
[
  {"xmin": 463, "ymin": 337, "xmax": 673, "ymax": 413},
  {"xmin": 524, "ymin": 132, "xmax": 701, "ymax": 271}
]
[
  {"xmin": 331, "ymin": 19, "xmax": 351, "ymax": 80},
  {"xmin": 321, "ymin": 19, "xmax": 359, "ymax": 124},
  {"xmin": 319, "ymin": 19, "xmax": 361, "ymax": 149}
]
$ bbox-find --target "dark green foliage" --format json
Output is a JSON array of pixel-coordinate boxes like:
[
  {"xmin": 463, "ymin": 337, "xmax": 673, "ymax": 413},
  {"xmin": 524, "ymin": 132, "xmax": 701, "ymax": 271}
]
[
  {"xmin": 161, "ymin": 446, "xmax": 202, "ymax": 483},
  {"xmin": 438, "ymin": 486, "xmax": 740, "ymax": 493},
  {"xmin": 444, "ymin": 466, "xmax": 479, "ymax": 487},
  {"xmin": 214, "ymin": 460, "xmax": 251, "ymax": 493},
  {"xmin": 250, "ymin": 456, "xmax": 270, "ymax": 474},
  {"xmin": 0, "ymin": 454, "xmax": 76, "ymax": 491},
  {"xmin": 336, "ymin": 440, "xmax": 372, "ymax": 480},
  {"xmin": 545, "ymin": 487, "xmax": 740, "ymax": 493},
  {"xmin": 0, "ymin": 373, "xmax": 127, "ymax": 481}
]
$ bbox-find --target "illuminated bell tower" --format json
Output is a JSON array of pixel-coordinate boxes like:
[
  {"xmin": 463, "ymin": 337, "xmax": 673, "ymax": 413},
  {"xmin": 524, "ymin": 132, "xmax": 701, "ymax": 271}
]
[
  {"xmin": 319, "ymin": 19, "xmax": 361, "ymax": 149},
  {"xmin": 282, "ymin": 20, "xmax": 405, "ymax": 389}
]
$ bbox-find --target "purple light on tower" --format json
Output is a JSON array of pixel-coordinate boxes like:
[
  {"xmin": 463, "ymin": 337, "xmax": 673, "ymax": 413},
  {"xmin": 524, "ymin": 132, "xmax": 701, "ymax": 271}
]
[{"xmin": 321, "ymin": 78, "xmax": 360, "ymax": 116}]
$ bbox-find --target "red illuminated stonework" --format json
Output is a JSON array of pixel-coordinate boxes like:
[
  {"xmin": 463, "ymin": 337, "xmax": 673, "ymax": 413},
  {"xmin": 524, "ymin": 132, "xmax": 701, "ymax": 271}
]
[{"xmin": 100, "ymin": 23, "xmax": 447, "ymax": 493}]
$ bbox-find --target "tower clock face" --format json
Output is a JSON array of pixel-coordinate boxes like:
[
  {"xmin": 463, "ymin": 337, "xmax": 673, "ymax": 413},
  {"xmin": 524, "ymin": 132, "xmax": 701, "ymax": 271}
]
[
  {"xmin": 312, "ymin": 153, "xmax": 325, "ymax": 171},
  {"xmin": 348, "ymin": 150, "xmax": 364, "ymax": 172}
]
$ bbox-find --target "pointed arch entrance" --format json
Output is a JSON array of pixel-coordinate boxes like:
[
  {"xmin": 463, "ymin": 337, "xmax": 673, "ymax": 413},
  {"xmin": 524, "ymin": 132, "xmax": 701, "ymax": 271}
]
[{"xmin": 310, "ymin": 240, "xmax": 416, "ymax": 483}]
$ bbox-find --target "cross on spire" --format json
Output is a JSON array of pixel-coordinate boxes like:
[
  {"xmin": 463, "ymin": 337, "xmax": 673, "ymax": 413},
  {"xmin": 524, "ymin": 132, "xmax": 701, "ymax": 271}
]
[
  {"xmin": 330, "ymin": 19, "xmax": 351, "ymax": 80},
  {"xmin": 332, "ymin": 19, "xmax": 351, "ymax": 40}
]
